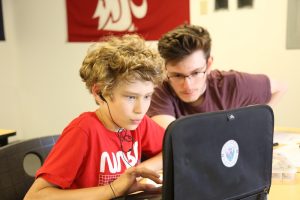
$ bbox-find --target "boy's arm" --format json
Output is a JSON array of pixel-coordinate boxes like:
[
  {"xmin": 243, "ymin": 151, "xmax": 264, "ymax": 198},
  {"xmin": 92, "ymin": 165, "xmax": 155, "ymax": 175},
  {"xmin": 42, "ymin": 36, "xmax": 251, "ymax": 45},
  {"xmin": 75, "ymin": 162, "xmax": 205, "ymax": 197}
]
[
  {"xmin": 24, "ymin": 167, "xmax": 162, "ymax": 200},
  {"xmin": 24, "ymin": 177, "xmax": 115, "ymax": 200},
  {"xmin": 151, "ymin": 115, "xmax": 176, "ymax": 129},
  {"xmin": 138, "ymin": 152, "xmax": 163, "ymax": 172},
  {"xmin": 267, "ymin": 79, "xmax": 288, "ymax": 107}
]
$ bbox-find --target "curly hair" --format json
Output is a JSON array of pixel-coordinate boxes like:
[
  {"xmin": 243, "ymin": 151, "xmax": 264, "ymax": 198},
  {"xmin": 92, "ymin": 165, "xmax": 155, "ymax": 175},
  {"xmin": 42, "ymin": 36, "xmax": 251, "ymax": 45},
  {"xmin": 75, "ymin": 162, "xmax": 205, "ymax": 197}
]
[
  {"xmin": 158, "ymin": 24, "xmax": 211, "ymax": 64},
  {"xmin": 79, "ymin": 34, "xmax": 164, "ymax": 97}
]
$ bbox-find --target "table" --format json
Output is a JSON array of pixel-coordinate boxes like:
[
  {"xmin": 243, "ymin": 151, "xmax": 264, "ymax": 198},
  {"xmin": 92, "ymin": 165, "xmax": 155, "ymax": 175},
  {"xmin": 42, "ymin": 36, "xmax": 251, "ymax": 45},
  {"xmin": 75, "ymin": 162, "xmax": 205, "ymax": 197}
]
[
  {"xmin": 0, "ymin": 129, "xmax": 16, "ymax": 146},
  {"xmin": 269, "ymin": 172, "xmax": 300, "ymax": 200},
  {"xmin": 270, "ymin": 126, "xmax": 300, "ymax": 199},
  {"xmin": 117, "ymin": 173, "xmax": 300, "ymax": 200},
  {"xmin": 118, "ymin": 126, "xmax": 300, "ymax": 200},
  {"xmin": 116, "ymin": 175, "xmax": 300, "ymax": 200}
]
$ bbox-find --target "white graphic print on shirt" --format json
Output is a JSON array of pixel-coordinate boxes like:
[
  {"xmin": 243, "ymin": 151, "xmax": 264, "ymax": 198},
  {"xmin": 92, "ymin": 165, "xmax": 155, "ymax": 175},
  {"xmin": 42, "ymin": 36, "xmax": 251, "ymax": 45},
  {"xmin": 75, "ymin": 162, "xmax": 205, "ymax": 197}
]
[
  {"xmin": 98, "ymin": 141, "xmax": 138, "ymax": 185},
  {"xmin": 100, "ymin": 141, "xmax": 138, "ymax": 173}
]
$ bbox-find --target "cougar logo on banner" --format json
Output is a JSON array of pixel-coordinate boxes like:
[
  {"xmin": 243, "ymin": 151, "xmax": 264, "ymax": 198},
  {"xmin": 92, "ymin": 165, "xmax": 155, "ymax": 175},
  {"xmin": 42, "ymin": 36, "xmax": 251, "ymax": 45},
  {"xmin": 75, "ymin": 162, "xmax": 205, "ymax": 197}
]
[
  {"xmin": 93, "ymin": 0, "xmax": 147, "ymax": 32},
  {"xmin": 66, "ymin": 0, "xmax": 190, "ymax": 41}
]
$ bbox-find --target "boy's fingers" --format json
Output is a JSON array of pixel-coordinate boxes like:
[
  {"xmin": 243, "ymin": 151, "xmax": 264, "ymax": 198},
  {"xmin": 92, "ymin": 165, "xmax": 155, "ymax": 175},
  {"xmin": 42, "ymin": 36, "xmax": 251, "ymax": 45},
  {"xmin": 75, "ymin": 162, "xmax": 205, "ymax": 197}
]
[
  {"xmin": 135, "ymin": 167, "xmax": 160, "ymax": 178},
  {"xmin": 135, "ymin": 168, "xmax": 162, "ymax": 184},
  {"xmin": 136, "ymin": 168, "xmax": 162, "ymax": 184},
  {"xmin": 126, "ymin": 167, "xmax": 162, "ymax": 184}
]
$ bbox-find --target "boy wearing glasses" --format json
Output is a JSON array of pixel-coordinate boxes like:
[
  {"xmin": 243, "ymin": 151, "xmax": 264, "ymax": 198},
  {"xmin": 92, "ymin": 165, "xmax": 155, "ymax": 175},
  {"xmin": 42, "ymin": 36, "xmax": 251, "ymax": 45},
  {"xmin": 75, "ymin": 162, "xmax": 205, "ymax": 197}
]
[
  {"xmin": 147, "ymin": 24, "xmax": 287, "ymax": 129},
  {"xmin": 25, "ymin": 35, "xmax": 164, "ymax": 200}
]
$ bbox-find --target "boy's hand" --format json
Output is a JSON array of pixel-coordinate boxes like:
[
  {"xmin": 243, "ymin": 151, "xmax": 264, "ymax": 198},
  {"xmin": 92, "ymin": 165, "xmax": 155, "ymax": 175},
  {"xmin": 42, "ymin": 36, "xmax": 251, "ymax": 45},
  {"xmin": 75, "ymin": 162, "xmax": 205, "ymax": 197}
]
[{"xmin": 111, "ymin": 167, "xmax": 162, "ymax": 197}]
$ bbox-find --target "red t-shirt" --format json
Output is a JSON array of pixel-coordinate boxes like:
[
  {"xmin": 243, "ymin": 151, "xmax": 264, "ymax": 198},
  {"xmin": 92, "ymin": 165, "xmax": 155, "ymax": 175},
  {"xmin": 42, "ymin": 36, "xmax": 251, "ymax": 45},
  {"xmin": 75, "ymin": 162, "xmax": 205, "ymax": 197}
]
[
  {"xmin": 147, "ymin": 70, "xmax": 271, "ymax": 118},
  {"xmin": 36, "ymin": 112, "xmax": 164, "ymax": 189}
]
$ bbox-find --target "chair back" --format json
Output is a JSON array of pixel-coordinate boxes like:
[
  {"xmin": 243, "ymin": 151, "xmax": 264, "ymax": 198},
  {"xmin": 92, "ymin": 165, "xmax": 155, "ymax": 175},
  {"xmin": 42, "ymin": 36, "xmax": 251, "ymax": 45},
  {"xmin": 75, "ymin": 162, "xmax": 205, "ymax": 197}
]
[{"xmin": 0, "ymin": 135, "xmax": 59, "ymax": 200}]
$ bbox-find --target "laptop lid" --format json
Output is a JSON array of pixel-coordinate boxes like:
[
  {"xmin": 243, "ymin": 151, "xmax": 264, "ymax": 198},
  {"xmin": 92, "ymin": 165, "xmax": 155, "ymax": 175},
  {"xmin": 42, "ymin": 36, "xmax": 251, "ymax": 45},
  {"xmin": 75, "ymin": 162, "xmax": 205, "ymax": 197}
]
[{"xmin": 162, "ymin": 105, "xmax": 274, "ymax": 200}]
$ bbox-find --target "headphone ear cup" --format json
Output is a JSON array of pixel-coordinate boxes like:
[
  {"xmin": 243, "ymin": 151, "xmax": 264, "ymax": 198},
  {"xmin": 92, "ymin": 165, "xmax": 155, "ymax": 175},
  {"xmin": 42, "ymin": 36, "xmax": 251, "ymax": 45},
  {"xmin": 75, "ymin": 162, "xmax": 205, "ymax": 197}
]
[{"xmin": 99, "ymin": 93, "xmax": 106, "ymax": 102}]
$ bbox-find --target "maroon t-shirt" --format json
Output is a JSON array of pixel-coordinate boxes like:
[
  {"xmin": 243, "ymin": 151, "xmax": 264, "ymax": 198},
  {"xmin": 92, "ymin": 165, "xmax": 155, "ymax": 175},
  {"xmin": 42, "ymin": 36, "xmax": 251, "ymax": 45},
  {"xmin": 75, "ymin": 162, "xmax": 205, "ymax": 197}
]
[{"xmin": 147, "ymin": 70, "xmax": 271, "ymax": 118}]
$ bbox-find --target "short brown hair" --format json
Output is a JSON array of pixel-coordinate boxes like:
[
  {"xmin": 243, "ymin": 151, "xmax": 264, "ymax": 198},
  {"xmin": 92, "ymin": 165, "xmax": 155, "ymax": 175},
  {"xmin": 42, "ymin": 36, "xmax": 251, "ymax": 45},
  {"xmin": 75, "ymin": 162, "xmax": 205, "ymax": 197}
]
[
  {"xmin": 158, "ymin": 24, "xmax": 211, "ymax": 64},
  {"xmin": 79, "ymin": 34, "xmax": 164, "ymax": 97}
]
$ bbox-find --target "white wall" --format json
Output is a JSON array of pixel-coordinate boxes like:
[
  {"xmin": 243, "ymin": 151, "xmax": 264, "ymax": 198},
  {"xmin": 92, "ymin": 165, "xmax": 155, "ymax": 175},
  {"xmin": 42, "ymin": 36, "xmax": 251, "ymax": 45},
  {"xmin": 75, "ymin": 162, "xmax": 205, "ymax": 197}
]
[
  {"xmin": 0, "ymin": 0, "xmax": 299, "ymax": 140},
  {"xmin": 0, "ymin": 1, "xmax": 21, "ymax": 139},
  {"xmin": 1, "ymin": 0, "xmax": 95, "ymax": 140},
  {"xmin": 191, "ymin": 0, "xmax": 300, "ymax": 127}
]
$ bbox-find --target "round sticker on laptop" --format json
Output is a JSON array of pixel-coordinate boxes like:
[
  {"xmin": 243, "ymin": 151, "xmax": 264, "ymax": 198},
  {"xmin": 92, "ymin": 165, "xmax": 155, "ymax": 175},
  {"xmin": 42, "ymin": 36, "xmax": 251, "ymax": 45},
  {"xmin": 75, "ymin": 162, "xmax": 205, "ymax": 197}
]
[{"xmin": 221, "ymin": 140, "xmax": 239, "ymax": 167}]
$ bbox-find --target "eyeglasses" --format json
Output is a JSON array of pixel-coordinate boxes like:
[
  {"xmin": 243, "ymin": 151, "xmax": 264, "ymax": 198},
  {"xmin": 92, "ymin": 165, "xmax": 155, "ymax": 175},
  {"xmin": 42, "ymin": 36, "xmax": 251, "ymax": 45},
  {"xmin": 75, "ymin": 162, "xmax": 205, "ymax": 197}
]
[
  {"xmin": 167, "ymin": 68, "xmax": 207, "ymax": 84},
  {"xmin": 116, "ymin": 129, "xmax": 134, "ymax": 153}
]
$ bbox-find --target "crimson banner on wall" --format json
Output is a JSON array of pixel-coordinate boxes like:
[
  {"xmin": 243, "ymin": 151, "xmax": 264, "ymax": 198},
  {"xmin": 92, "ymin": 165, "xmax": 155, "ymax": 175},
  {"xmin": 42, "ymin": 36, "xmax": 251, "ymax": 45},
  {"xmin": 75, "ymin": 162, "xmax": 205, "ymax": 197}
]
[{"xmin": 66, "ymin": 0, "xmax": 190, "ymax": 42}]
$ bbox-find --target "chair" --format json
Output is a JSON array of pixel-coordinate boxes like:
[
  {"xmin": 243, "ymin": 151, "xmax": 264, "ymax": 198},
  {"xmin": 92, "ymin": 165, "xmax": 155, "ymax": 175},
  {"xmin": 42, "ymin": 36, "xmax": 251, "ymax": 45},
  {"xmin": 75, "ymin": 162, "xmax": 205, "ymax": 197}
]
[{"xmin": 0, "ymin": 135, "xmax": 59, "ymax": 200}]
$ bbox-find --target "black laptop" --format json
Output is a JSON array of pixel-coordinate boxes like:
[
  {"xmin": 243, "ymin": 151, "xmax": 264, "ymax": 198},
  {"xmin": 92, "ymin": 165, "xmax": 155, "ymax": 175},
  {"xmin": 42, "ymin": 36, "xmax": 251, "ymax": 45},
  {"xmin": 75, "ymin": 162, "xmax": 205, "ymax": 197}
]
[{"xmin": 116, "ymin": 105, "xmax": 274, "ymax": 200}]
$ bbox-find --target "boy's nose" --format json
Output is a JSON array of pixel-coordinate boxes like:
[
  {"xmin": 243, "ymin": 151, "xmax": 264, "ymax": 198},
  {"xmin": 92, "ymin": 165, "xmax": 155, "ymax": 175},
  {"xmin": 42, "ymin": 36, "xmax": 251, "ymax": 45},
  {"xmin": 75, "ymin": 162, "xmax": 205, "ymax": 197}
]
[
  {"xmin": 182, "ymin": 77, "xmax": 193, "ymax": 89},
  {"xmin": 134, "ymin": 101, "xmax": 143, "ymax": 114}
]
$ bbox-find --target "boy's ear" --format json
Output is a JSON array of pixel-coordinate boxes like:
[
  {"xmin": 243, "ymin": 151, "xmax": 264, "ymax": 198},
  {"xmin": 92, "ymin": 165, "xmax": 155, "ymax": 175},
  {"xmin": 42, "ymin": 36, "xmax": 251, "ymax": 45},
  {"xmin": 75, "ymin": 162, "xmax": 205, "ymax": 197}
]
[
  {"xmin": 206, "ymin": 56, "xmax": 213, "ymax": 74},
  {"xmin": 92, "ymin": 84, "xmax": 103, "ymax": 104}
]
